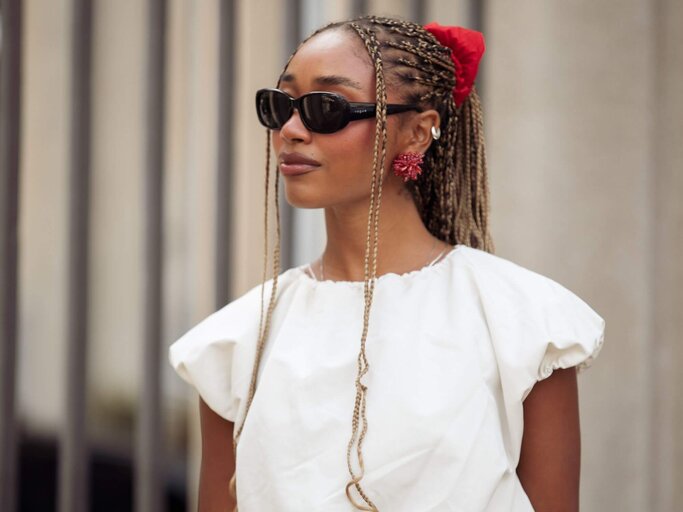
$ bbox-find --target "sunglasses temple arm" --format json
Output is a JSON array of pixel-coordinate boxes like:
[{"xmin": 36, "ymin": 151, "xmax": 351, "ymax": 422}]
[
  {"xmin": 347, "ymin": 107, "xmax": 377, "ymax": 121},
  {"xmin": 386, "ymin": 104, "xmax": 423, "ymax": 114},
  {"xmin": 348, "ymin": 104, "xmax": 422, "ymax": 121}
]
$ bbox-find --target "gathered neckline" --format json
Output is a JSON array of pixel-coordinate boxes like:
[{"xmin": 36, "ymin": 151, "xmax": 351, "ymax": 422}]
[{"xmin": 295, "ymin": 244, "xmax": 464, "ymax": 287}]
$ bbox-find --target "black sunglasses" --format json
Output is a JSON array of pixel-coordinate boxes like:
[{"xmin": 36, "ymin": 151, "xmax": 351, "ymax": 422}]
[{"xmin": 255, "ymin": 88, "xmax": 422, "ymax": 134}]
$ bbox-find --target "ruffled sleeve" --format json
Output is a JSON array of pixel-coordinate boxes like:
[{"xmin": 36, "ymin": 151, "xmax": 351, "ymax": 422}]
[
  {"xmin": 168, "ymin": 280, "xmax": 268, "ymax": 424},
  {"xmin": 460, "ymin": 247, "xmax": 606, "ymax": 462}
]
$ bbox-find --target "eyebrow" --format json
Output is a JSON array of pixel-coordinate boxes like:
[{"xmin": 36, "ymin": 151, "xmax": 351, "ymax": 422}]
[{"xmin": 280, "ymin": 73, "xmax": 363, "ymax": 90}]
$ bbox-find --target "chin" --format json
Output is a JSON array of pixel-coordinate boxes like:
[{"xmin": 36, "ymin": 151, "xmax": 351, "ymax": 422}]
[{"xmin": 283, "ymin": 185, "xmax": 326, "ymax": 209}]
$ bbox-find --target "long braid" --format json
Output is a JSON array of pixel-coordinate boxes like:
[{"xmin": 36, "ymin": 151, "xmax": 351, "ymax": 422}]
[
  {"xmin": 228, "ymin": 127, "xmax": 281, "ymax": 511},
  {"xmin": 339, "ymin": 22, "xmax": 389, "ymax": 512},
  {"xmin": 231, "ymin": 14, "xmax": 493, "ymax": 512}
]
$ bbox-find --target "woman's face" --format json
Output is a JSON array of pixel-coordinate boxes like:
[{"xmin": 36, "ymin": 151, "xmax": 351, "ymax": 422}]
[{"xmin": 272, "ymin": 28, "xmax": 405, "ymax": 209}]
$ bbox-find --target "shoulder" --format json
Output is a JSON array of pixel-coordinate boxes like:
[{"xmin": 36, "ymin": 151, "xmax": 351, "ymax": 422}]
[
  {"xmin": 169, "ymin": 266, "xmax": 303, "ymax": 363},
  {"xmin": 454, "ymin": 244, "xmax": 605, "ymax": 357},
  {"xmin": 167, "ymin": 266, "xmax": 304, "ymax": 422},
  {"xmin": 455, "ymin": 244, "xmax": 563, "ymax": 297}
]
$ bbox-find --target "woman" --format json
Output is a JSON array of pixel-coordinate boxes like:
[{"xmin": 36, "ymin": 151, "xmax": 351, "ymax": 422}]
[{"xmin": 169, "ymin": 15, "xmax": 605, "ymax": 512}]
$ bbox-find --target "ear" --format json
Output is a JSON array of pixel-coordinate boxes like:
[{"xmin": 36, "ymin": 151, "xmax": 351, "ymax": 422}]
[{"xmin": 398, "ymin": 109, "xmax": 441, "ymax": 155}]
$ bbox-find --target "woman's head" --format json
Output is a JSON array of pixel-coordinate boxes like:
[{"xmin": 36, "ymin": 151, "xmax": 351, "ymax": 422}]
[
  {"xmin": 271, "ymin": 27, "xmax": 408, "ymax": 209},
  {"xmin": 234, "ymin": 16, "xmax": 494, "ymax": 512}
]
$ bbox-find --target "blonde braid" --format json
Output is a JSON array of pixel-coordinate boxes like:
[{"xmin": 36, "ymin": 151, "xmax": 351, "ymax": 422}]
[
  {"xmin": 339, "ymin": 21, "xmax": 390, "ymax": 512},
  {"xmin": 228, "ymin": 128, "xmax": 282, "ymax": 511}
]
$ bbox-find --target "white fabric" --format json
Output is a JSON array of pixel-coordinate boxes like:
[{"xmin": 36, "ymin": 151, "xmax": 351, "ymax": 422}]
[{"xmin": 169, "ymin": 244, "xmax": 605, "ymax": 511}]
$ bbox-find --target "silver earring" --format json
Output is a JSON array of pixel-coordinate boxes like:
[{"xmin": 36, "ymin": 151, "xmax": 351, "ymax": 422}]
[{"xmin": 431, "ymin": 125, "xmax": 441, "ymax": 140}]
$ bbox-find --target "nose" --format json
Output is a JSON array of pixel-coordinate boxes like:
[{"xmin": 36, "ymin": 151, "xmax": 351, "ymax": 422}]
[{"xmin": 278, "ymin": 108, "xmax": 312, "ymax": 144}]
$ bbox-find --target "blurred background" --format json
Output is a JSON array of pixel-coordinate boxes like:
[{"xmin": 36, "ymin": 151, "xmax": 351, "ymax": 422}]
[{"xmin": 1, "ymin": 0, "xmax": 681, "ymax": 511}]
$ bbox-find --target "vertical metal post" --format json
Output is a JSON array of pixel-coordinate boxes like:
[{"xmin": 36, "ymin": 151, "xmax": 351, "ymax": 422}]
[
  {"xmin": 283, "ymin": 0, "xmax": 301, "ymax": 70},
  {"xmin": 216, "ymin": 0, "xmax": 236, "ymax": 307},
  {"xmin": 278, "ymin": 0, "xmax": 302, "ymax": 272},
  {"xmin": 0, "ymin": 1, "xmax": 22, "ymax": 511},
  {"xmin": 470, "ymin": 0, "xmax": 485, "ymax": 31},
  {"xmin": 469, "ymin": 0, "xmax": 485, "ymax": 98},
  {"xmin": 410, "ymin": 0, "xmax": 426, "ymax": 24},
  {"xmin": 58, "ymin": 1, "xmax": 93, "ymax": 511},
  {"xmin": 352, "ymin": 0, "xmax": 368, "ymax": 17},
  {"xmin": 136, "ymin": 0, "xmax": 166, "ymax": 511}
]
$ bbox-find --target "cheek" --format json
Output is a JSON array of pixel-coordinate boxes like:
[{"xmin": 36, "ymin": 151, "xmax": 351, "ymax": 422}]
[
  {"xmin": 271, "ymin": 130, "xmax": 282, "ymax": 152},
  {"xmin": 335, "ymin": 119, "xmax": 402, "ymax": 183},
  {"xmin": 324, "ymin": 120, "xmax": 376, "ymax": 172}
]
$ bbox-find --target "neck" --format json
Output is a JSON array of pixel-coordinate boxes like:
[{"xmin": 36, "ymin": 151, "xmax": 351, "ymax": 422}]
[{"xmin": 321, "ymin": 186, "xmax": 447, "ymax": 281}]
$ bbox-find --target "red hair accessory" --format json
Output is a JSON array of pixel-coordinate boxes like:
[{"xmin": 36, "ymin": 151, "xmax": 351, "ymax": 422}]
[
  {"xmin": 392, "ymin": 152, "xmax": 424, "ymax": 182},
  {"xmin": 423, "ymin": 22, "xmax": 485, "ymax": 107}
]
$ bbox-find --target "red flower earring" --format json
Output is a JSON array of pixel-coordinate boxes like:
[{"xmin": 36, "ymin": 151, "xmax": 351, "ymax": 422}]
[{"xmin": 392, "ymin": 152, "xmax": 424, "ymax": 182}]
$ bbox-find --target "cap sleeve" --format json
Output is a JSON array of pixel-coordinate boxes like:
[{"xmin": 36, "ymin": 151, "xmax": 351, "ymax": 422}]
[
  {"xmin": 504, "ymin": 271, "xmax": 606, "ymax": 403},
  {"xmin": 168, "ymin": 281, "xmax": 267, "ymax": 424},
  {"xmin": 535, "ymin": 279, "xmax": 606, "ymax": 384},
  {"xmin": 460, "ymin": 247, "xmax": 605, "ymax": 461}
]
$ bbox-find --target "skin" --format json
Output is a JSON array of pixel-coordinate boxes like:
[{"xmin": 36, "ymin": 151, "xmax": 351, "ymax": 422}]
[
  {"xmin": 517, "ymin": 367, "xmax": 581, "ymax": 511},
  {"xmin": 198, "ymin": 397, "xmax": 236, "ymax": 511},
  {"xmin": 198, "ymin": 28, "xmax": 581, "ymax": 512}
]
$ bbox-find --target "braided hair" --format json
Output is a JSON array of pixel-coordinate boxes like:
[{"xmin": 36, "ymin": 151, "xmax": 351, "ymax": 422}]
[{"xmin": 229, "ymin": 15, "xmax": 494, "ymax": 511}]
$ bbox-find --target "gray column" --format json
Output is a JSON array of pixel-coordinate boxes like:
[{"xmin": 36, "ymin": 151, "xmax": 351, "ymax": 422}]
[
  {"xmin": 58, "ymin": 1, "xmax": 93, "ymax": 511},
  {"xmin": 0, "ymin": 1, "xmax": 22, "ymax": 511},
  {"xmin": 216, "ymin": 0, "xmax": 237, "ymax": 307},
  {"xmin": 135, "ymin": 0, "xmax": 166, "ymax": 511},
  {"xmin": 651, "ymin": 0, "xmax": 683, "ymax": 509}
]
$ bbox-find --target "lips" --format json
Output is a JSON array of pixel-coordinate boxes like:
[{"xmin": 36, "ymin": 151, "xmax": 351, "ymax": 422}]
[{"xmin": 279, "ymin": 152, "xmax": 321, "ymax": 176}]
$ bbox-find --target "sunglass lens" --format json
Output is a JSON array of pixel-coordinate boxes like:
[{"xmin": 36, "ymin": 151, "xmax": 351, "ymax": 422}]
[
  {"xmin": 257, "ymin": 90, "xmax": 291, "ymax": 129},
  {"xmin": 301, "ymin": 93, "xmax": 347, "ymax": 133}
]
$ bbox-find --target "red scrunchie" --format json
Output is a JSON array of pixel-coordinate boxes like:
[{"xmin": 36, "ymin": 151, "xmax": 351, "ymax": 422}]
[{"xmin": 424, "ymin": 22, "xmax": 485, "ymax": 107}]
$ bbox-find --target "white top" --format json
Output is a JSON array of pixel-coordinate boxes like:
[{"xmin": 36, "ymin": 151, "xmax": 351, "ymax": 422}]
[{"xmin": 169, "ymin": 244, "xmax": 605, "ymax": 511}]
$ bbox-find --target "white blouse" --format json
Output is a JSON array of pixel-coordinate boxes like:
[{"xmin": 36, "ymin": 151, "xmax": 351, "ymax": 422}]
[{"xmin": 169, "ymin": 244, "xmax": 605, "ymax": 511}]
